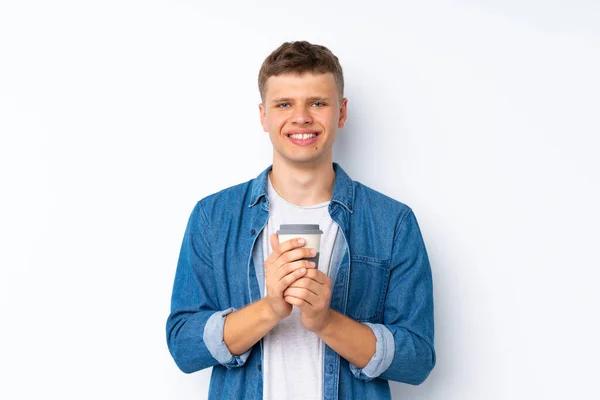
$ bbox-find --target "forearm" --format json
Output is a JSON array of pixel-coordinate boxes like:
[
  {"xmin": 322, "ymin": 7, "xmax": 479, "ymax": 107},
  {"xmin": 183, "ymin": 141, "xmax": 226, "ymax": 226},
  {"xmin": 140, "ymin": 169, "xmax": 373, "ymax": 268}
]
[
  {"xmin": 316, "ymin": 310, "xmax": 376, "ymax": 368},
  {"xmin": 223, "ymin": 298, "xmax": 281, "ymax": 355}
]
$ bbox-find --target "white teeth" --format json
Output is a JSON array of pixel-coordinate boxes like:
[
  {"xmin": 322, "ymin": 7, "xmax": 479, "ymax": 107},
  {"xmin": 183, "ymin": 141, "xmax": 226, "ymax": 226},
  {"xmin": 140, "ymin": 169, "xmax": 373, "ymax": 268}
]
[{"xmin": 289, "ymin": 133, "xmax": 317, "ymax": 140}]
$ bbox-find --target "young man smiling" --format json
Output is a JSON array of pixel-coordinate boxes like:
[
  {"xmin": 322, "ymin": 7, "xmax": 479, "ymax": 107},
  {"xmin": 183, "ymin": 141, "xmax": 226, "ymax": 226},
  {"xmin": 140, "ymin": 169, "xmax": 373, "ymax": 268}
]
[{"xmin": 166, "ymin": 41, "xmax": 436, "ymax": 400}]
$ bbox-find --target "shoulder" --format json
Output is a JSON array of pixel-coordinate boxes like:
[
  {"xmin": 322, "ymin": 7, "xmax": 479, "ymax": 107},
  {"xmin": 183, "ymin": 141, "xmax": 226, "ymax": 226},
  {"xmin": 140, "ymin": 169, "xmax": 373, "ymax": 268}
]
[
  {"xmin": 195, "ymin": 178, "xmax": 255, "ymax": 219},
  {"xmin": 351, "ymin": 181, "xmax": 425, "ymax": 256},
  {"xmin": 353, "ymin": 180, "xmax": 413, "ymax": 221}
]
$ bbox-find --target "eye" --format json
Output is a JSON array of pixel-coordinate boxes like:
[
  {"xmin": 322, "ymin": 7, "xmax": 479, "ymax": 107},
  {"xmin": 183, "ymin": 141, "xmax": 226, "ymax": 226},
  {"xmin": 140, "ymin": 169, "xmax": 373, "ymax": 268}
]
[
  {"xmin": 312, "ymin": 102, "xmax": 326, "ymax": 107},
  {"xmin": 277, "ymin": 103, "xmax": 291, "ymax": 109}
]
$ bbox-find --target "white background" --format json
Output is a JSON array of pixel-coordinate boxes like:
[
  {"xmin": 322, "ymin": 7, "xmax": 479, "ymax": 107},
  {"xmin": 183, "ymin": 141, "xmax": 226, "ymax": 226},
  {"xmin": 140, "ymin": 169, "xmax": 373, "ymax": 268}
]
[{"xmin": 1, "ymin": 1, "xmax": 599, "ymax": 399}]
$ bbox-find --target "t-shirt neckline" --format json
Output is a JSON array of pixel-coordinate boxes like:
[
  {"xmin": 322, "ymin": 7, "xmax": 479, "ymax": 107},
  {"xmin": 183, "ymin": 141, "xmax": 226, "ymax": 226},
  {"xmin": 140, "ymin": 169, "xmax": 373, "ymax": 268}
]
[{"xmin": 267, "ymin": 177, "xmax": 331, "ymax": 209}]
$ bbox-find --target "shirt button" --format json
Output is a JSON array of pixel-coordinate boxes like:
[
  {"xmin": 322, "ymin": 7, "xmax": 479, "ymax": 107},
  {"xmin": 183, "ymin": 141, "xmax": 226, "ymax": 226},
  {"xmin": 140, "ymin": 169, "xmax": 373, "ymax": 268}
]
[
  {"xmin": 257, "ymin": 364, "xmax": 262, "ymax": 371},
  {"xmin": 250, "ymin": 229, "xmax": 256, "ymax": 235},
  {"xmin": 328, "ymin": 364, "xmax": 333, "ymax": 373}
]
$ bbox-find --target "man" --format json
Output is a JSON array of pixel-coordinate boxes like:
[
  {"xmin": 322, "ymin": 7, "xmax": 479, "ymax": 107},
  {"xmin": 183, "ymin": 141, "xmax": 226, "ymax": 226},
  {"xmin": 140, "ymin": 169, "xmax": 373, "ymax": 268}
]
[{"xmin": 166, "ymin": 41, "xmax": 435, "ymax": 400}]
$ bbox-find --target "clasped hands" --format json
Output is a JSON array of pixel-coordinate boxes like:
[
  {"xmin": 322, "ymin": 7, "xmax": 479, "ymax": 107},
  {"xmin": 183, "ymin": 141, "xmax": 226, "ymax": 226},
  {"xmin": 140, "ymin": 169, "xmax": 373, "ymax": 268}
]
[{"xmin": 265, "ymin": 233, "xmax": 332, "ymax": 334}]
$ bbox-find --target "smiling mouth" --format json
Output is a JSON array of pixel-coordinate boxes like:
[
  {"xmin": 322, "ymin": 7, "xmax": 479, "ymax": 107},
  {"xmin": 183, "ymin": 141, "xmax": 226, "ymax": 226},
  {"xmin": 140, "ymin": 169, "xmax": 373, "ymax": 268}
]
[
  {"xmin": 285, "ymin": 131, "xmax": 321, "ymax": 147},
  {"xmin": 287, "ymin": 132, "xmax": 320, "ymax": 140}
]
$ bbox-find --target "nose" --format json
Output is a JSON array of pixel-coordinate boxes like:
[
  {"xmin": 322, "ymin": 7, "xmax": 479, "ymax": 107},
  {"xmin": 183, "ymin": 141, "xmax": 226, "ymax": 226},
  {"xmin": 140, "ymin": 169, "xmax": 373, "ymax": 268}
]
[{"xmin": 292, "ymin": 105, "xmax": 312, "ymax": 125}]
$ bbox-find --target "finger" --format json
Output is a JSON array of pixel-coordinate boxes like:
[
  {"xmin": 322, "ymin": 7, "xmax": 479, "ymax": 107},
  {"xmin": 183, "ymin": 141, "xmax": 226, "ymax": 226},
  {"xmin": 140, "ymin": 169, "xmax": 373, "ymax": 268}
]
[
  {"xmin": 276, "ymin": 267, "xmax": 308, "ymax": 294},
  {"xmin": 277, "ymin": 236, "xmax": 307, "ymax": 254},
  {"xmin": 288, "ymin": 278, "xmax": 320, "ymax": 296},
  {"xmin": 268, "ymin": 236, "xmax": 308, "ymax": 264},
  {"xmin": 303, "ymin": 268, "xmax": 330, "ymax": 285},
  {"xmin": 283, "ymin": 287, "xmax": 317, "ymax": 307},
  {"xmin": 276, "ymin": 260, "xmax": 315, "ymax": 281},
  {"xmin": 267, "ymin": 233, "xmax": 281, "ymax": 261},
  {"xmin": 284, "ymin": 295, "xmax": 308, "ymax": 309},
  {"xmin": 278, "ymin": 247, "xmax": 316, "ymax": 267},
  {"xmin": 287, "ymin": 274, "xmax": 332, "ymax": 304}
]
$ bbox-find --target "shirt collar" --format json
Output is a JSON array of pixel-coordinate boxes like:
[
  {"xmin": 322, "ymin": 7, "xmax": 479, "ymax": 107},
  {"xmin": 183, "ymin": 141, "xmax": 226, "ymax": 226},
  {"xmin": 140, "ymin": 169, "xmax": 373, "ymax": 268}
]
[{"xmin": 249, "ymin": 162, "xmax": 354, "ymax": 213}]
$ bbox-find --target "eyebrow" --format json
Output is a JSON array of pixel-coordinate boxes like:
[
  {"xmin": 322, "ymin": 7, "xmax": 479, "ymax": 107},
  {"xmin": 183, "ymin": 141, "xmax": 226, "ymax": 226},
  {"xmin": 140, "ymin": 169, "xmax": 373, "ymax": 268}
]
[{"xmin": 271, "ymin": 97, "xmax": 330, "ymax": 103}]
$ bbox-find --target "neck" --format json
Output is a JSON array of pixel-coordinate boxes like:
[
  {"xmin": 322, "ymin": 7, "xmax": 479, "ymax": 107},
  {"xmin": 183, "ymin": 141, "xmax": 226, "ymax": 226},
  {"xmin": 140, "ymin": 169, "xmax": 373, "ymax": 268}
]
[{"xmin": 269, "ymin": 159, "xmax": 335, "ymax": 206}]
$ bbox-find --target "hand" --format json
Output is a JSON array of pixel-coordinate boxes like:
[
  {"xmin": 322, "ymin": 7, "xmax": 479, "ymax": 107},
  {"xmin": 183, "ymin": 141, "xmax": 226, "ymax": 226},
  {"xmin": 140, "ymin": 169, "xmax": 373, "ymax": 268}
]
[
  {"xmin": 283, "ymin": 268, "xmax": 333, "ymax": 333},
  {"xmin": 264, "ymin": 234, "xmax": 317, "ymax": 321}
]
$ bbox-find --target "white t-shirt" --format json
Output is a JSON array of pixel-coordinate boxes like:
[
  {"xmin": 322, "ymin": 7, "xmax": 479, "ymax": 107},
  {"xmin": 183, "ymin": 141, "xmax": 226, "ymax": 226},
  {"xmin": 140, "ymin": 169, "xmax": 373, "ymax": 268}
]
[{"xmin": 262, "ymin": 177, "xmax": 339, "ymax": 400}]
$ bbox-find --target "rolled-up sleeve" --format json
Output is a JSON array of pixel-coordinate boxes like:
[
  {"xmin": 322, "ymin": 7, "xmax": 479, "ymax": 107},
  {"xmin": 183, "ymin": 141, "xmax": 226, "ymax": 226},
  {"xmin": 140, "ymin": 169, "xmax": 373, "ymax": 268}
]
[
  {"xmin": 204, "ymin": 308, "xmax": 252, "ymax": 367},
  {"xmin": 378, "ymin": 208, "xmax": 436, "ymax": 385},
  {"xmin": 166, "ymin": 202, "xmax": 252, "ymax": 373},
  {"xmin": 350, "ymin": 208, "xmax": 436, "ymax": 385},
  {"xmin": 349, "ymin": 323, "xmax": 395, "ymax": 380}
]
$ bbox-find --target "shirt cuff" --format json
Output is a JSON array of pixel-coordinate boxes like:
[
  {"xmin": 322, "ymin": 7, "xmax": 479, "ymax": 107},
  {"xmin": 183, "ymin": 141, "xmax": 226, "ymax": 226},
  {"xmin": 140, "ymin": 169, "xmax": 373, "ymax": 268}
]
[
  {"xmin": 349, "ymin": 323, "xmax": 395, "ymax": 381},
  {"xmin": 203, "ymin": 308, "xmax": 252, "ymax": 368}
]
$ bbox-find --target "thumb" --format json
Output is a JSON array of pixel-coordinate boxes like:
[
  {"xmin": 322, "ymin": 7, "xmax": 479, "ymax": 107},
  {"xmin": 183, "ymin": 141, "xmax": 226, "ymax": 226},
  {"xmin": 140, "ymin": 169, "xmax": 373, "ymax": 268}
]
[{"xmin": 269, "ymin": 233, "xmax": 280, "ymax": 254}]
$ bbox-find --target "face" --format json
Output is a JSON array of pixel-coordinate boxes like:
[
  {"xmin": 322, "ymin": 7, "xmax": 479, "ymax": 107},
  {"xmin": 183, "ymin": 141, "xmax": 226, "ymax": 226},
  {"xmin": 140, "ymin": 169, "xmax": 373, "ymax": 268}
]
[{"xmin": 259, "ymin": 72, "xmax": 347, "ymax": 167}]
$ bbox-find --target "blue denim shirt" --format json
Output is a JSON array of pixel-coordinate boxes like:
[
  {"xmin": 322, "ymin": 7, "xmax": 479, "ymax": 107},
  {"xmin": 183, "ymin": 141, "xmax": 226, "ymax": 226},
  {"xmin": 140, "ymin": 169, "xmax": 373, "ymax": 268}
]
[{"xmin": 166, "ymin": 163, "xmax": 436, "ymax": 399}]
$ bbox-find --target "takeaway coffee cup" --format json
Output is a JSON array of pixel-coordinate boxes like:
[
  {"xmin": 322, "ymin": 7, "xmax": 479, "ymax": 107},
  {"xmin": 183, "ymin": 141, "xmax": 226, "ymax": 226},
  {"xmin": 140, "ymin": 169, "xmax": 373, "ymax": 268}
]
[{"xmin": 277, "ymin": 224, "xmax": 323, "ymax": 267}]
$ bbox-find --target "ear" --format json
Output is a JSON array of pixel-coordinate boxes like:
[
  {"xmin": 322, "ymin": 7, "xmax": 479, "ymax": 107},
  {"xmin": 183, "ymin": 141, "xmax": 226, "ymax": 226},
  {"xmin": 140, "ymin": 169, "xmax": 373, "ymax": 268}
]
[
  {"xmin": 259, "ymin": 103, "xmax": 268, "ymax": 132},
  {"xmin": 338, "ymin": 98, "xmax": 348, "ymax": 128}
]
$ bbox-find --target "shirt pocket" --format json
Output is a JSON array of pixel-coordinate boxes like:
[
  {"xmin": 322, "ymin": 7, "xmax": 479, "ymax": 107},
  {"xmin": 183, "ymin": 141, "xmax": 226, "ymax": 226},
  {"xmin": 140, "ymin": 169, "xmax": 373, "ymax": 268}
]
[{"xmin": 346, "ymin": 255, "xmax": 392, "ymax": 323}]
